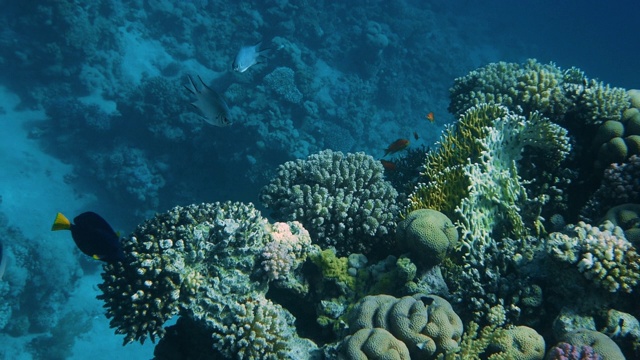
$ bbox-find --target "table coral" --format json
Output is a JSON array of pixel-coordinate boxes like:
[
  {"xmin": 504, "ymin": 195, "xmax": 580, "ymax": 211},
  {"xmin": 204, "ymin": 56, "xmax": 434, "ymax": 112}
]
[
  {"xmin": 98, "ymin": 202, "xmax": 315, "ymax": 358},
  {"xmin": 260, "ymin": 149, "xmax": 400, "ymax": 257}
]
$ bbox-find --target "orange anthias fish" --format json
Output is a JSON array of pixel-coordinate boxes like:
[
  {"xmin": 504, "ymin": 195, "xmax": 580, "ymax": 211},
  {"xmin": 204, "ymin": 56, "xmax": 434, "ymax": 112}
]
[
  {"xmin": 380, "ymin": 160, "xmax": 397, "ymax": 171},
  {"xmin": 383, "ymin": 139, "xmax": 410, "ymax": 157},
  {"xmin": 426, "ymin": 112, "xmax": 435, "ymax": 122}
]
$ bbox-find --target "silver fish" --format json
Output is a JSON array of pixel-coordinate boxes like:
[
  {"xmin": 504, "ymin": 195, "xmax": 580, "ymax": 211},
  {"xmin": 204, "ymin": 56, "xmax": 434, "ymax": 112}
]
[
  {"xmin": 184, "ymin": 75, "xmax": 231, "ymax": 127},
  {"xmin": 233, "ymin": 42, "xmax": 268, "ymax": 73}
]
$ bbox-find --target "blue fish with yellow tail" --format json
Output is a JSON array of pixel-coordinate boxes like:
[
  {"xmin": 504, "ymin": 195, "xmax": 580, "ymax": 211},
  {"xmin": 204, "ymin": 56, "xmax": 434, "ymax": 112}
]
[{"xmin": 52, "ymin": 212, "xmax": 124, "ymax": 262}]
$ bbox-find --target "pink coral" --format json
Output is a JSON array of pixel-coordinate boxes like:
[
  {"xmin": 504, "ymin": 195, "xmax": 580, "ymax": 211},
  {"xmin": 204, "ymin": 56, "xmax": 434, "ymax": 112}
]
[
  {"xmin": 261, "ymin": 221, "xmax": 312, "ymax": 280},
  {"xmin": 546, "ymin": 342, "xmax": 602, "ymax": 360}
]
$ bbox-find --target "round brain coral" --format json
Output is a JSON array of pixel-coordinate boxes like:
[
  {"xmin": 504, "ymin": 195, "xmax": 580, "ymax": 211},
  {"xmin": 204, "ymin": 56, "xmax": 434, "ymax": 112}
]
[
  {"xmin": 260, "ymin": 149, "xmax": 400, "ymax": 257},
  {"xmin": 488, "ymin": 325, "xmax": 545, "ymax": 360},
  {"xmin": 345, "ymin": 293, "xmax": 463, "ymax": 359},
  {"xmin": 396, "ymin": 209, "xmax": 458, "ymax": 268}
]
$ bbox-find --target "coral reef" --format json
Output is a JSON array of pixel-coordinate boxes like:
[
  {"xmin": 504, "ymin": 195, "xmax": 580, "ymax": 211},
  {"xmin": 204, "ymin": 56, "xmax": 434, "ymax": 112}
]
[
  {"xmin": 260, "ymin": 150, "xmax": 400, "ymax": 258},
  {"xmin": 339, "ymin": 328, "xmax": 411, "ymax": 360},
  {"xmin": 448, "ymin": 59, "xmax": 629, "ymax": 126},
  {"xmin": 546, "ymin": 221, "xmax": 640, "ymax": 293},
  {"xmin": 546, "ymin": 342, "xmax": 602, "ymax": 360},
  {"xmin": 343, "ymin": 294, "xmax": 463, "ymax": 359},
  {"xmin": 98, "ymin": 202, "xmax": 316, "ymax": 358},
  {"xmin": 559, "ymin": 329, "xmax": 625, "ymax": 360},
  {"xmin": 396, "ymin": 209, "xmax": 458, "ymax": 267},
  {"xmin": 264, "ymin": 67, "xmax": 303, "ymax": 104}
]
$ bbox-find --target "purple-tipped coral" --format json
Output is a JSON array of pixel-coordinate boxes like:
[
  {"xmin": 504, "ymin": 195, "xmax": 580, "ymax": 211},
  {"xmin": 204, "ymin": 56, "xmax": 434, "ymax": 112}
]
[
  {"xmin": 546, "ymin": 342, "xmax": 602, "ymax": 360},
  {"xmin": 581, "ymin": 155, "xmax": 640, "ymax": 222}
]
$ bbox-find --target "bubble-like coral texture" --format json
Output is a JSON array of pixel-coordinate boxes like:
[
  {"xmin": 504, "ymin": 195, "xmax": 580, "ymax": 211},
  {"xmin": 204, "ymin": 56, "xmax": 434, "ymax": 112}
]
[
  {"xmin": 97, "ymin": 202, "xmax": 312, "ymax": 358},
  {"xmin": 260, "ymin": 149, "xmax": 399, "ymax": 257},
  {"xmin": 345, "ymin": 294, "xmax": 463, "ymax": 359},
  {"xmin": 547, "ymin": 221, "xmax": 640, "ymax": 293}
]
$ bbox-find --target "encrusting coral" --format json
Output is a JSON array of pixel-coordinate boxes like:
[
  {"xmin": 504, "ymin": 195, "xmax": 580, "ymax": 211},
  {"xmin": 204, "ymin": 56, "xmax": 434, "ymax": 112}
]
[
  {"xmin": 260, "ymin": 149, "xmax": 400, "ymax": 257},
  {"xmin": 98, "ymin": 202, "xmax": 316, "ymax": 359}
]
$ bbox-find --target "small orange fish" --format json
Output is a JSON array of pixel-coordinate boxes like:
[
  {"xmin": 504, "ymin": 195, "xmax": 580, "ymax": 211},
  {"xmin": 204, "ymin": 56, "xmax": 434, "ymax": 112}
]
[
  {"xmin": 380, "ymin": 160, "xmax": 397, "ymax": 171},
  {"xmin": 426, "ymin": 112, "xmax": 435, "ymax": 122},
  {"xmin": 413, "ymin": 131, "xmax": 419, "ymax": 140},
  {"xmin": 383, "ymin": 139, "xmax": 410, "ymax": 157}
]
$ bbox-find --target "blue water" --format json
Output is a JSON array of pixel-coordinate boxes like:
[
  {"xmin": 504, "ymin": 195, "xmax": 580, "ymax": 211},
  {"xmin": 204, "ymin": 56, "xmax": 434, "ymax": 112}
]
[{"xmin": 0, "ymin": 1, "xmax": 638, "ymax": 359}]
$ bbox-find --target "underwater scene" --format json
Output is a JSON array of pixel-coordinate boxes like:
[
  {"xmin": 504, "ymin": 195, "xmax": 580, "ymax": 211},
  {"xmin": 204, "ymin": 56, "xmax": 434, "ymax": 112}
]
[{"xmin": 1, "ymin": 1, "xmax": 640, "ymax": 359}]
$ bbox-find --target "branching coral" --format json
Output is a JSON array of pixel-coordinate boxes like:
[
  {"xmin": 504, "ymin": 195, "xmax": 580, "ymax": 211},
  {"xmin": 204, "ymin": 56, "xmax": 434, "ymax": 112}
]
[
  {"xmin": 98, "ymin": 202, "xmax": 316, "ymax": 358},
  {"xmin": 260, "ymin": 149, "xmax": 400, "ymax": 257},
  {"xmin": 546, "ymin": 221, "xmax": 640, "ymax": 293},
  {"xmin": 448, "ymin": 59, "xmax": 629, "ymax": 126}
]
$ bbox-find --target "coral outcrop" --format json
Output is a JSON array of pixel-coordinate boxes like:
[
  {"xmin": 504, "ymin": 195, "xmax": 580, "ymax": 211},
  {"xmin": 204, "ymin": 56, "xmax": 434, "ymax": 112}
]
[
  {"xmin": 98, "ymin": 202, "xmax": 316, "ymax": 359},
  {"xmin": 260, "ymin": 150, "xmax": 400, "ymax": 257}
]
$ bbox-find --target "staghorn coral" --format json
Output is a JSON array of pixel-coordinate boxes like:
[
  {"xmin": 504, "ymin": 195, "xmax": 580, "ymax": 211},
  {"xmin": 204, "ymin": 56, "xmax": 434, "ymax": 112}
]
[
  {"xmin": 260, "ymin": 149, "xmax": 400, "ymax": 257},
  {"xmin": 345, "ymin": 293, "xmax": 463, "ymax": 359},
  {"xmin": 98, "ymin": 202, "xmax": 316, "ymax": 358},
  {"xmin": 546, "ymin": 221, "xmax": 640, "ymax": 293}
]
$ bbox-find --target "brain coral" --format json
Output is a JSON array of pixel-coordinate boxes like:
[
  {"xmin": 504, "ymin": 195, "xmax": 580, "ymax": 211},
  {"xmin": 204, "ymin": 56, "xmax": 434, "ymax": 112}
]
[
  {"xmin": 340, "ymin": 328, "xmax": 411, "ymax": 360},
  {"xmin": 260, "ymin": 149, "xmax": 400, "ymax": 257},
  {"xmin": 396, "ymin": 209, "xmax": 458, "ymax": 268},
  {"xmin": 345, "ymin": 293, "xmax": 463, "ymax": 359},
  {"xmin": 98, "ymin": 202, "xmax": 313, "ymax": 358}
]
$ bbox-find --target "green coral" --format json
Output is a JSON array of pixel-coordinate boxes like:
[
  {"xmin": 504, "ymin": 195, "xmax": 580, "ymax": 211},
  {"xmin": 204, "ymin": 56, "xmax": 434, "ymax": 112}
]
[
  {"xmin": 345, "ymin": 294, "xmax": 463, "ymax": 359},
  {"xmin": 448, "ymin": 59, "xmax": 629, "ymax": 126},
  {"xmin": 485, "ymin": 326, "xmax": 545, "ymax": 360},
  {"xmin": 396, "ymin": 209, "xmax": 459, "ymax": 267},
  {"xmin": 310, "ymin": 248, "xmax": 358, "ymax": 293},
  {"xmin": 260, "ymin": 149, "xmax": 400, "ymax": 257}
]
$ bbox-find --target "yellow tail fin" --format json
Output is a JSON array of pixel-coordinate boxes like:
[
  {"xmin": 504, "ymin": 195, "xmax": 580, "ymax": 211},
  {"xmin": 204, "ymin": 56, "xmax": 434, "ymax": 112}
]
[{"xmin": 51, "ymin": 213, "xmax": 71, "ymax": 231}]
